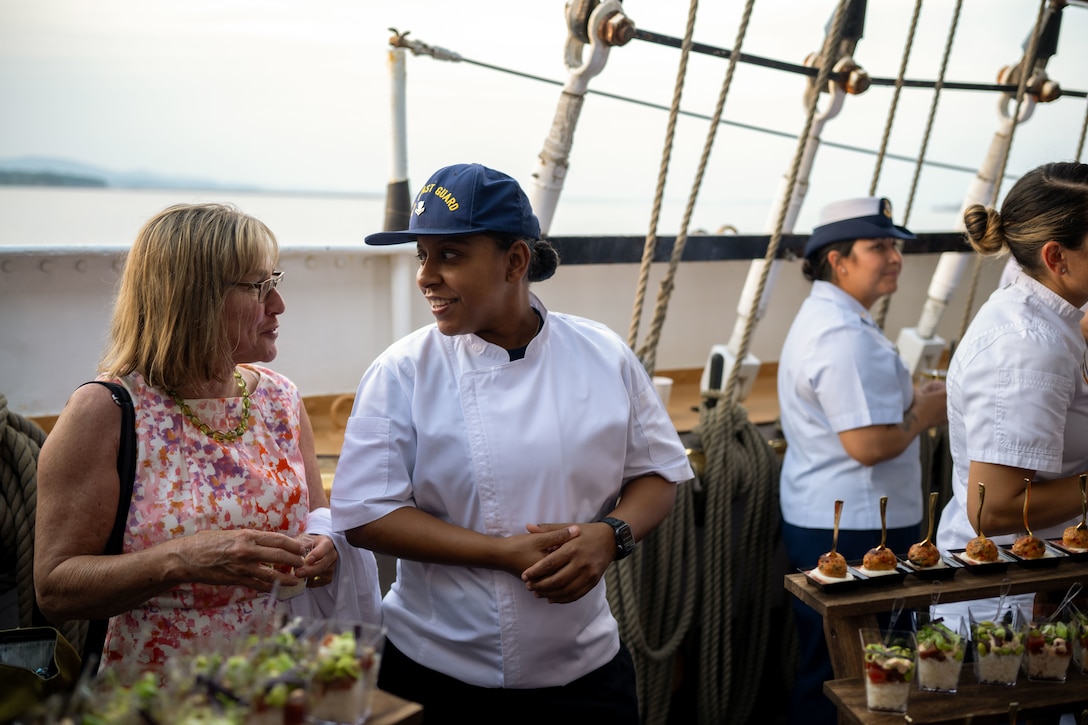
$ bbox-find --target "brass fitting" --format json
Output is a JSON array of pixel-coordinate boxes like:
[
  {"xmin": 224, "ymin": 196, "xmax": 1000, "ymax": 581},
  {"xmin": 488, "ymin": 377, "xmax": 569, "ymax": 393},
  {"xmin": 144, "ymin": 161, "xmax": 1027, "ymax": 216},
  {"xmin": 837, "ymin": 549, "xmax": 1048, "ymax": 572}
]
[{"xmin": 601, "ymin": 11, "xmax": 636, "ymax": 47}]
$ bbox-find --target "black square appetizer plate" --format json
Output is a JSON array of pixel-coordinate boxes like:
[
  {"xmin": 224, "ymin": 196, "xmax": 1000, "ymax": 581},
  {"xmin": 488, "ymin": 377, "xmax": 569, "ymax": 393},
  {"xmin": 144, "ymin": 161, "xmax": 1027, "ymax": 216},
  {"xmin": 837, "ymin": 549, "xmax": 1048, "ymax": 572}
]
[
  {"xmin": 847, "ymin": 558, "xmax": 908, "ymax": 585},
  {"xmin": 948, "ymin": 547, "xmax": 1014, "ymax": 574},
  {"xmin": 898, "ymin": 554, "xmax": 961, "ymax": 580},
  {"xmin": 1049, "ymin": 539, "xmax": 1088, "ymax": 562},
  {"xmin": 800, "ymin": 567, "xmax": 865, "ymax": 593},
  {"xmin": 1000, "ymin": 542, "xmax": 1066, "ymax": 568}
]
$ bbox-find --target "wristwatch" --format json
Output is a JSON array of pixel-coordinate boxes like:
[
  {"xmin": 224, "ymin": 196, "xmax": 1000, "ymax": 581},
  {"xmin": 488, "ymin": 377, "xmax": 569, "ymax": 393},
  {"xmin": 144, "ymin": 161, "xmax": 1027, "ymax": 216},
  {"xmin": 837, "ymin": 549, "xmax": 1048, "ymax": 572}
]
[{"xmin": 600, "ymin": 516, "xmax": 636, "ymax": 560}]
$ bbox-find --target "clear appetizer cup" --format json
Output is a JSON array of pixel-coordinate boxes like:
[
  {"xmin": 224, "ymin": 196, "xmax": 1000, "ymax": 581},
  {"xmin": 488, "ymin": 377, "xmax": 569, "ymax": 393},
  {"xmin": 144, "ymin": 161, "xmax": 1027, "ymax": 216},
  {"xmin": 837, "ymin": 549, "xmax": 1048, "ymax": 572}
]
[
  {"xmin": 304, "ymin": 619, "xmax": 386, "ymax": 725},
  {"xmin": 859, "ymin": 628, "xmax": 916, "ymax": 713},
  {"xmin": 1073, "ymin": 604, "xmax": 1088, "ymax": 674},
  {"xmin": 969, "ymin": 605, "xmax": 1026, "ymax": 686},
  {"xmin": 912, "ymin": 611, "xmax": 967, "ymax": 694},
  {"xmin": 1020, "ymin": 603, "xmax": 1076, "ymax": 683}
]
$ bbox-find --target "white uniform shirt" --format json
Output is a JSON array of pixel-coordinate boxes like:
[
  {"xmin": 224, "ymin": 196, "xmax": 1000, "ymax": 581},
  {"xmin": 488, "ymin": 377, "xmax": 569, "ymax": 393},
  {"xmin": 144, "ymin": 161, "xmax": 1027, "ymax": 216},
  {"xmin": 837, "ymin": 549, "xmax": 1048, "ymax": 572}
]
[
  {"xmin": 778, "ymin": 281, "xmax": 921, "ymax": 529},
  {"xmin": 936, "ymin": 274, "xmax": 1088, "ymax": 553},
  {"xmin": 331, "ymin": 294, "xmax": 693, "ymax": 689}
]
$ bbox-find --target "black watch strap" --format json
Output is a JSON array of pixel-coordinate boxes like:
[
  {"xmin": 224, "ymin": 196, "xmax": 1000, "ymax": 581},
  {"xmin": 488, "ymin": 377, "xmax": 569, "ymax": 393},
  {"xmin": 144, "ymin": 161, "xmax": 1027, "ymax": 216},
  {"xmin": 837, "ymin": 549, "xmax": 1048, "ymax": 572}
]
[{"xmin": 600, "ymin": 516, "xmax": 636, "ymax": 560}]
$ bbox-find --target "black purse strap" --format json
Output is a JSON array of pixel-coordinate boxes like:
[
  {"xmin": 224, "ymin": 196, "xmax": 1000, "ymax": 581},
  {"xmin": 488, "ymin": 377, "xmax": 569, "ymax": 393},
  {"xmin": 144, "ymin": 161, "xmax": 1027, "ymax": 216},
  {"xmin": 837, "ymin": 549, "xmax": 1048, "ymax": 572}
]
[{"xmin": 76, "ymin": 380, "xmax": 137, "ymax": 672}]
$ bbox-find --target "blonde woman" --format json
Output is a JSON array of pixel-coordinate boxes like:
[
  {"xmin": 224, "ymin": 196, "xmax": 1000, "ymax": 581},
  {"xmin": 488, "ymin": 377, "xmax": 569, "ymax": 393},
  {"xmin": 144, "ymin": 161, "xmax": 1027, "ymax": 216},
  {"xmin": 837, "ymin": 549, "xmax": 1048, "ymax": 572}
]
[{"xmin": 35, "ymin": 203, "xmax": 379, "ymax": 680}]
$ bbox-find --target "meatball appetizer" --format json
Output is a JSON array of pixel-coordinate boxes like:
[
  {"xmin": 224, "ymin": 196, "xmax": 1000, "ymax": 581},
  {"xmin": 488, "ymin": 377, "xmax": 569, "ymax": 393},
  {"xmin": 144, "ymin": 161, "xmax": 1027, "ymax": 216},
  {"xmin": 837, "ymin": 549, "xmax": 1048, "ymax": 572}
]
[
  {"xmin": 1010, "ymin": 534, "xmax": 1045, "ymax": 559},
  {"xmin": 965, "ymin": 534, "xmax": 999, "ymax": 563},
  {"xmin": 1062, "ymin": 525, "xmax": 1088, "ymax": 552},
  {"xmin": 817, "ymin": 551, "xmax": 848, "ymax": 579}
]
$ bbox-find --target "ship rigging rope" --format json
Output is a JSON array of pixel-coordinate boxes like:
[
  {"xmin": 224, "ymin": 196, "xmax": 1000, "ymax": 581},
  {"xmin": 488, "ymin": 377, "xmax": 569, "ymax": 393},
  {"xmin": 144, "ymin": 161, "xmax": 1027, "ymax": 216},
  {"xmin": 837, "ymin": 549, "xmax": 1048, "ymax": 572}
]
[
  {"xmin": 611, "ymin": 0, "xmax": 700, "ymax": 722},
  {"xmin": 871, "ymin": 0, "xmax": 964, "ymax": 331},
  {"xmin": 1078, "ymin": 100, "xmax": 1088, "ymax": 162},
  {"xmin": 631, "ymin": 28, "xmax": 1088, "ymax": 99},
  {"xmin": 900, "ymin": 0, "xmax": 964, "ymax": 233},
  {"xmin": 436, "ymin": 57, "xmax": 1010, "ymax": 180},
  {"xmin": 633, "ymin": 0, "xmax": 755, "ymax": 377},
  {"xmin": 957, "ymin": 0, "xmax": 1048, "ymax": 346},
  {"xmin": 700, "ymin": 3, "xmax": 850, "ymax": 723},
  {"xmin": 868, "ymin": 0, "xmax": 924, "ymax": 330},
  {"xmin": 613, "ymin": 0, "xmax": 788, "ymax": 722},
  {"xmin": 624, "ymin": 0, "xmax": 698, "ymax": 359}
]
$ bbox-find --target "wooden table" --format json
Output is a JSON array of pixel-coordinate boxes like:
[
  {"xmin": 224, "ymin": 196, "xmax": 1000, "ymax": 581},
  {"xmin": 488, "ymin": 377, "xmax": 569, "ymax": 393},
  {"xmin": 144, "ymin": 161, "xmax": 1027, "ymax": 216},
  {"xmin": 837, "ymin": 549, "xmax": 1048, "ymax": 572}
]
[
  {"xmin": 368, "ymin": 689, "xmax": 424, "ymax": 725},
  {"xmin": 824, "ymin": 669, "xmax": 1088, "ymax": 724},
  {"xmin": 784, "ymin": 560, "xmax": 1088, "ymax": 724}
]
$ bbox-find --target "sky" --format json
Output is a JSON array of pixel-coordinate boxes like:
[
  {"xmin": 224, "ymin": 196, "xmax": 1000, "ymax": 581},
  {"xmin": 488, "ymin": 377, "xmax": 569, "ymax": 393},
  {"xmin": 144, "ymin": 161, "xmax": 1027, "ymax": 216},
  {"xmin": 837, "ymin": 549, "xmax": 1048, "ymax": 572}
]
[{"xmin": 3, "ymin": 0, "xmax": 1088, "ymax": 235}]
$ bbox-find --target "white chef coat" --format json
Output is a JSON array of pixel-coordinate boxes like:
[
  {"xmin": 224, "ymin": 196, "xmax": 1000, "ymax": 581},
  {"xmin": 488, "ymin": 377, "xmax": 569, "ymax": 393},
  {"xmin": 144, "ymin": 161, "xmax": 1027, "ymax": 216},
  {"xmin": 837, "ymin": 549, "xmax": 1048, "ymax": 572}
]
[
  {"xmin": 936, "ymin": 273, "xmax": 1088, "ymax": 553},
  {"xmin": 778, "ymin": 281, "xmax": 922, "ymax": 529},
  {"xmin": 331, "ymin": 293, "xmax": 693, "ymax": 689}
]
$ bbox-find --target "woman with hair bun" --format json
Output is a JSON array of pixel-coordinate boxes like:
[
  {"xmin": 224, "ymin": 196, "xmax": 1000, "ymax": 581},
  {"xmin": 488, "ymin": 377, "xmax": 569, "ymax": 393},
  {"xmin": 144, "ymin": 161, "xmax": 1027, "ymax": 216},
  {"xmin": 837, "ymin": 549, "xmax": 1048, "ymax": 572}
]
[
  {"xmin": 935, "ymin": 161, "xmax": 1088, "ymax": 622},
  {"xmin": 333, "ymin": 163, "xmax": 693, "ymax": 721}
]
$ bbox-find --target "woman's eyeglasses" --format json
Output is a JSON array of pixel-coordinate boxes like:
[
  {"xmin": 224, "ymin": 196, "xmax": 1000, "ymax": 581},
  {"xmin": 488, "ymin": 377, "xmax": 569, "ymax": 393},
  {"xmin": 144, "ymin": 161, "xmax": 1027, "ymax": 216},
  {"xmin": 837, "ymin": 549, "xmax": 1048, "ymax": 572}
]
[{"xmin": 234, "ymin": 271, "xmax": 284, "ymax": 302}]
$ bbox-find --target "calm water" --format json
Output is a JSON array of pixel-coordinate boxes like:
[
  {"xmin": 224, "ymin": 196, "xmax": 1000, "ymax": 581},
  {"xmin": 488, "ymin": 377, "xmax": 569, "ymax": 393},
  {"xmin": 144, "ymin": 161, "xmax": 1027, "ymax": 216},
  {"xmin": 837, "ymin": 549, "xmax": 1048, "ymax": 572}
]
[
  {"xmin": 0, "ymin": 181, "xmax": 838, "ymax": 251},
  {"xmin": 0, "ymin": 186, "xmax": 728, "ymax": 249}
]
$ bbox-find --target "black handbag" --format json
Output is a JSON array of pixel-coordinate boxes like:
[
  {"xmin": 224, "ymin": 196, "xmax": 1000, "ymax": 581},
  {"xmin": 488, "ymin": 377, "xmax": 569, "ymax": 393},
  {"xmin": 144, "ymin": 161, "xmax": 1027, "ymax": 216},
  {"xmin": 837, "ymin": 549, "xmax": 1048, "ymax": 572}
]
[
  {"xmin": 28, "ymin": 382, "xmax": 136, "ymax": 673},
  {"xmin": 74, "ymin": 381, "xmax": 138, "ymax": 672},
  {"xmin": 0, "ymin": 625, "xmax": 83, "ymax": 721},
  {"xmin": 0, "ymin": 381, "xmax": 135, "ymax": 720}
]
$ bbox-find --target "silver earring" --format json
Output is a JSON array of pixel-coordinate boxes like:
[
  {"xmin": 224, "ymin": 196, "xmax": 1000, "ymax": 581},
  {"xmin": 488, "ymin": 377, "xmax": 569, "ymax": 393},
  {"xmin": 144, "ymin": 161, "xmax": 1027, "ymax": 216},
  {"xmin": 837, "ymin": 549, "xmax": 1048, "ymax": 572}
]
[{"xmin": 1062, "ymin": 267, "xmax": 1068, "ymax": 274}]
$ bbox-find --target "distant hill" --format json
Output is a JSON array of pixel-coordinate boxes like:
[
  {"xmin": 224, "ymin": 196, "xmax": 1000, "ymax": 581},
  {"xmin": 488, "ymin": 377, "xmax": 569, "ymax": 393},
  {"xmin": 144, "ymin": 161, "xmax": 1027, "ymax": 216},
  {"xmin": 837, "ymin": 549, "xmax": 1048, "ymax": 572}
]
[
  {"xmin": 0, "ymin": 169, "xmax": 107, "ymax": 187},
  {"xmin": 0, "ymin": 156, "xmax": 262, "ymax": 191}
]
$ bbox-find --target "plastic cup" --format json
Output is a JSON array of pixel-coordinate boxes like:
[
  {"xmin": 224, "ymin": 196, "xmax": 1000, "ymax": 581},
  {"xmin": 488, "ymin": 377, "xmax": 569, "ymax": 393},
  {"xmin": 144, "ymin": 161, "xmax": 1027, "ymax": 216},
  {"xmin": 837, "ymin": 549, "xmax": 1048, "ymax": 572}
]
[
  {"xmin": 1073, "ymin": 605, "xmax": 1088, "ymax": 674},
  {"xmin": 305, "ymin": 619, "xmax": 386, "ymax": 725},
  {"xmin": 276, "ymin": 534, "xmax": 315, "ymax": 600},
  {"xmin": 913, "ymin": 611, "xmax": 967, "ymax": 693},
  {"xmin": 969, "ymin": 605, "xmax": 1025, "ymax": 686},
  {"xmin": 652, "ymin": 376, "xmax": 673, "ymax": 407},
  {"xmin": 1019, "ymin": 602, "xmax": 1076, "ymax": 683},
  {"xmin": 859, "ymin": 628, "xmax": 916, "ymax": 713}
]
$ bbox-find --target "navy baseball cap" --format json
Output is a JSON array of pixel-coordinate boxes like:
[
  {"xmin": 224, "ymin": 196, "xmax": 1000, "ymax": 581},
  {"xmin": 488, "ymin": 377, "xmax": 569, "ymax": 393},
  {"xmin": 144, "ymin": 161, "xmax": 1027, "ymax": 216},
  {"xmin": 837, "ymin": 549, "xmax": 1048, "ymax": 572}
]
[
  {"xmin": 365, "ymin": 163, "xmax": 541, "ymax": 245},
  {"xmin": 803, "ymin": 196, "xmax": 915, "ymax": 259}
]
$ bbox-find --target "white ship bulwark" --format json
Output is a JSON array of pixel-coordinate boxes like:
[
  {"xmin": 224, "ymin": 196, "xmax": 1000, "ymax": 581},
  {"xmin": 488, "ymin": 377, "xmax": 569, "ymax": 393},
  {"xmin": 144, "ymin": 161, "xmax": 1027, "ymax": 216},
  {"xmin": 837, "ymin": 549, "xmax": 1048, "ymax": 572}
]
[{"xmin": 0, "ymin": 232, "xmax": 1001, "ymax": 419}]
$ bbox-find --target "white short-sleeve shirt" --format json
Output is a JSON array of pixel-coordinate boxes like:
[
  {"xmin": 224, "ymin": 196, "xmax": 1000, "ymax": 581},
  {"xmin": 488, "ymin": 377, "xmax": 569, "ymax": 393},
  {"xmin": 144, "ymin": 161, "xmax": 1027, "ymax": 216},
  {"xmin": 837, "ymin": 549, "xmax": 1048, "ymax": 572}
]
[
  {"xmin": 778, "ymin": 281, "xmax": 922, "ymax": 529},
  {"xmin": 936, "ymin": 274, "xmax": 1088, "ymax": 553},
  {"xmin": 331, "ymin": 294, "xmax": 693, "ymax": 688}
]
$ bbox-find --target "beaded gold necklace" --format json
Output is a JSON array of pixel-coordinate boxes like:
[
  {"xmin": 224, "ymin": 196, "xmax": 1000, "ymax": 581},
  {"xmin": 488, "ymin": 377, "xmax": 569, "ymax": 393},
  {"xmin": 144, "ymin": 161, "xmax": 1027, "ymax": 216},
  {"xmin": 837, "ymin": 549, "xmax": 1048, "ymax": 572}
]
[{"xmin": 168, "ymin": 369, "xmax": 251, "ymax": 442}]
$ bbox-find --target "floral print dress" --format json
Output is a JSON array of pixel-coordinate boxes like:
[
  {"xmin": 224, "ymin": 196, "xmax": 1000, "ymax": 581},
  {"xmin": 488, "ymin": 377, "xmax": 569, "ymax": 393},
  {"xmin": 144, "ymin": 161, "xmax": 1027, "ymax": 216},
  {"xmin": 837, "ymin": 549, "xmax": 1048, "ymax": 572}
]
[{"xmin": 98, "ymin": 365, "xmax": 310, "ymax": 675}]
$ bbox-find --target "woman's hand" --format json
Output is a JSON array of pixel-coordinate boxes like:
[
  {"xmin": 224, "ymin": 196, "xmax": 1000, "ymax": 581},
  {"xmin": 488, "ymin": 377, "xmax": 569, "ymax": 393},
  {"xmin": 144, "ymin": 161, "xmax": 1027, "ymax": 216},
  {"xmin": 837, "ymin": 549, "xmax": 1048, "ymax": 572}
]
[
  {"xmin": 913, "ymin": 380, "xmax": 948, "ymax": 429},
  {"xmin": 497, "ymin": 526, "xmax": 583, "ymax": 580},
  {"xmin": 178, "ymin": 528, "xmax": 310, "ymax": 593},
  {"xmin": 520, "ymin": 522, "xmax": 614, "ymax": 604},
  {"xmin": 297, "ymin": 534, "xmax": 338, "ymax": 587}
]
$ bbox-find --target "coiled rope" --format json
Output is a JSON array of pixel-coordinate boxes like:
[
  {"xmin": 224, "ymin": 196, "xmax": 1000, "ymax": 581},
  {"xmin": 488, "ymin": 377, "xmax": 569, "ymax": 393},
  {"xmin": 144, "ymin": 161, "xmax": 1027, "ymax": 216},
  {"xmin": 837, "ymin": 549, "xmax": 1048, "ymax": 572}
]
[
  {"xmin": 0, "ymin": 393, "xmax": 86, "ymax": 651},
  {"xmin": 604, "ymin": 477, "xmax": 697, "ymax": 723},
  {"xmin": 695, "ymin": 394, "xmax": 781, "ymax": 723}
]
